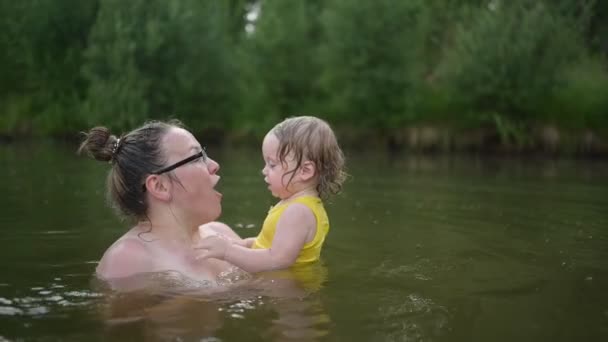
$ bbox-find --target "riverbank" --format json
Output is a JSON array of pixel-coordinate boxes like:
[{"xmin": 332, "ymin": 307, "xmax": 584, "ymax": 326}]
[
  {"xmin": 2, "ymin": 123, "xmax": 606, "ymax": 158},
  {"xmin": 315, "ymin": 124, "xmax": 607, "ymax": 157}
]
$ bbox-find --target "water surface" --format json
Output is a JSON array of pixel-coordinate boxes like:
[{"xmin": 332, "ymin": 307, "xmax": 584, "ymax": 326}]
[{"xmin": 0, "ymin": 142, "xmax": 607, "ymax": 341}]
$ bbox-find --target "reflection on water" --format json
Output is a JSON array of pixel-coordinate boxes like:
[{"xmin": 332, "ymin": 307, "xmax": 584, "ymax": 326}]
[
  {"xmin": 1, "ymin": 287, "xmax": 102, "ymax": 317},
  {"xmin": 98, "ymin": 265, "xmax": 330, "ymax": 341},
  {"xmin": 0, "ymin": 264, "xmax": 331, "ymax": 341},
  {"xmin": 1, "ymin": 143, "xmax": 607, "ymax": 341}
]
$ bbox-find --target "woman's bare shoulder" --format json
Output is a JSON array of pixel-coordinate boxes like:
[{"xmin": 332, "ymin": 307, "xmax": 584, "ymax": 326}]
[{"xmin": 96, "ymin": 235, "xmax": 154, "ymax": 279}]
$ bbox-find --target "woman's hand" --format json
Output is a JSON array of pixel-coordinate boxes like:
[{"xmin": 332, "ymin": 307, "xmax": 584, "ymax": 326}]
[
  {"xmin": 235, "ymin": 237, "xmax": 256, "ymax": 248},
  {"xmin": 194, "ymin": 235, "xmax": 231, "ymax": 261}
]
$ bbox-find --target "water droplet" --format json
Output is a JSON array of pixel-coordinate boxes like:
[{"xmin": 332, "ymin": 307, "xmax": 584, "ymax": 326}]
[{"xmin": 585, "ymin": 276, "xmax": 593, "ymax": 281}]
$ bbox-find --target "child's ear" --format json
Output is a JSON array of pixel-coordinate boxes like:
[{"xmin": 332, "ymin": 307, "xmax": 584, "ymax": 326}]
[
  {"xmin": 144, "ymin": 174, "xmax": 172, "ymax": 201},
  {"xmin": 299, "ymin": 160, "xmax": 316, "ymax": 181}
]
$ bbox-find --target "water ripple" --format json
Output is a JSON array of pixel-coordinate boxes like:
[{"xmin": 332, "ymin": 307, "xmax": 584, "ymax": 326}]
[
  {"xmin": 0, "ymin": 278, "xmax": 103, "ymax": 317},
  {"xmin": 376, "ymin": 293, "xmax": 451, "ymax": 342}
]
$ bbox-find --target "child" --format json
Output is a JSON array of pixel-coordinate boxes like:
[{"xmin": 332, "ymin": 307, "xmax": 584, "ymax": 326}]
[{"xmin": 195, "ymin": 116, "xmax": 346, "ymax": 273}]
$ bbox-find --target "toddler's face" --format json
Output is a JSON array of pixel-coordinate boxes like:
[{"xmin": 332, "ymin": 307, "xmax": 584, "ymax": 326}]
[{"xmin": 261, "ymin": 133, "xmax": 298, "ymax": 199}]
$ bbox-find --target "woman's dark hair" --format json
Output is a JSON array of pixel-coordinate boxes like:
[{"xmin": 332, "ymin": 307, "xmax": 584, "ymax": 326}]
[{"xmin": 78, "ymin": 120, "xmax": 183, "ymax": 220}]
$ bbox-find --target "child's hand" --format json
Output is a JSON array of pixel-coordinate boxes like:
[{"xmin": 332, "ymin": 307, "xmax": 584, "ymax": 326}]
[
  {"xmin": 194, "ymin": 235, "xmax": 231, "ymax": 261},
  {"xmin": 198, "ymin": 222, "xmax": 228, "ymax": 239},
  {"xmin": 199, "ymin": 225, "xmax": 221, "ymax": 239}
]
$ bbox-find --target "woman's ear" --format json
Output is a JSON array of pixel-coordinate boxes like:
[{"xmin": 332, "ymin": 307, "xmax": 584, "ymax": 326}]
[
  {"xmin": 144, "ymin": 175, "xmax": 172, "ymax": 201},
  {"xmin": 299, "ymin": 160, "xmax": 316, "ymax": 181}
]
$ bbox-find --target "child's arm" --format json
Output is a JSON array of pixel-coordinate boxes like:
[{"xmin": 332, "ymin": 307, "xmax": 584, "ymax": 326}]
[{"xmin": 195, "ymin": 203, "xmax": 316, "ymax": 273}]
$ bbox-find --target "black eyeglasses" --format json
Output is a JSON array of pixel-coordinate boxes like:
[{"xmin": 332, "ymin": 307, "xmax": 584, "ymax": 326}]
[{"xmin": 152, "ymin": 148, "xmax": 208, "ymax": 175}]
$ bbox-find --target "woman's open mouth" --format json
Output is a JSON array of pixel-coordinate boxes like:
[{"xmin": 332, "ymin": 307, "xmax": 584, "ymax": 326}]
[{"xmin": 213, "ymin": 176, "xmax": 222, "ymax": 199}]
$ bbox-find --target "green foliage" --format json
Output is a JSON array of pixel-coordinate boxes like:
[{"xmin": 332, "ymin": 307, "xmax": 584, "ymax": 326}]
[
  {"xmin": 81, "ymin": 0, "xmax": 150, "ymax": 129},
  {"xmin": 81, "ymin": 0, "xmax": 240, "ymax": 132},
  {"xmin": 549, "ymin": 55, "xmax": 608, "ymax": 129},
  {"xmin": 0, "ymin": 0, "xmax": 607, "ymax": 150},
  {"xmin": 492, "ymin": 112, "xmax": 530, "ymax": 148},
  {"xmin": 0, "ymin": 0, "xmax": 97, "ymax": 136},
  {"xmin": 236, "ymin": 0, "xmax": 324, "ymax": 136},
  {"xmin": 171, "ymin": 0, "xmax": 241, "ymax": 133},
  {"xmin": 438, "ymin": 1, "xmax": 587, "ymax": 123},
  {"xmin": 319, "ymin": 0, "xmax": 432, "ymax": 130}
]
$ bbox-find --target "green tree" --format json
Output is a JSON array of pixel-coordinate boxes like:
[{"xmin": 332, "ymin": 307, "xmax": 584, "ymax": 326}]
[
  {"xmin": 169, "ymin": 0, "xmax": 240, "ymax": 136},
  {"xmin": 438, "ymin": 1, "xmax": 589, "ymax": 128},
  {"xmin": 236, "ymin": 0, "xmax": 324, "ymax": 136},
  {"xmin": 81, "ymin": 0, "xmax": 150, "ymax": 129},
  {"xmin": 82, "ymin": 0, "xmax": 240, "ymax": 134},
  {"xmin": 318, "ymin": 0, "xmax": 433, "ymax": 133},
  {"xmin": 0, "ymin": 0, "xmax": 97, "ymax": 136}
]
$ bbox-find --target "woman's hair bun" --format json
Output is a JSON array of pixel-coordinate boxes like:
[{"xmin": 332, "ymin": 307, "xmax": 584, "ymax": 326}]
[{"xmin": 78, "ymin": 126, "xmax": 118, "ymax": 162}]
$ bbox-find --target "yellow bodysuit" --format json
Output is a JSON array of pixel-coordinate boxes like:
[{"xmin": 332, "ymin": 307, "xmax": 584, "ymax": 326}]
[{"xmin": 251, "ymin": 195, "xmax": 329, "ymax": 265}]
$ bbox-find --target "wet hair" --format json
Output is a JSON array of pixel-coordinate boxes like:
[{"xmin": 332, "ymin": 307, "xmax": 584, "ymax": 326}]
[
  {"xmin": 271, "ymin": 116, "xmax": 347, "ymax": 199},
  {"xmin": 78, "ymin": 120, "xmax": 183, "ymax": 220}
]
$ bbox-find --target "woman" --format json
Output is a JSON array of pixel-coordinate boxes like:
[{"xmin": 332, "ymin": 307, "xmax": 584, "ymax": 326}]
[{"xmin": 79, "ymin": 120, "xmax": 238, "ymax": 286}]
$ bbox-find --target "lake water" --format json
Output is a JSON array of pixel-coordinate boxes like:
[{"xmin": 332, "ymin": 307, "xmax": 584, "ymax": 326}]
[{"xmin": 0, "ymin": 141, "xmax": 607, "ymax": 341}]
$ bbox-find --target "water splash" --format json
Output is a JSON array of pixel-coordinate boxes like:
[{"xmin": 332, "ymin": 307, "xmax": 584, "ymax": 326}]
[
  {"xmin": 371, "ymin": 259, "xmax": 437, "ymax": 281},
  {"xmin": 216, "ymin": 267, "xmax": 252, "ymax": 287},
  {"xmin": 376, "ymin": 293, "xmax": 451, "ymax": 342}
]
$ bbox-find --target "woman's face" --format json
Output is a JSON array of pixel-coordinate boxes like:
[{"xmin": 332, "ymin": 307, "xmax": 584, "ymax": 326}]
[{"xmin": 161, "ymin": 127, "xmax": 222, "ymax": 225}]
